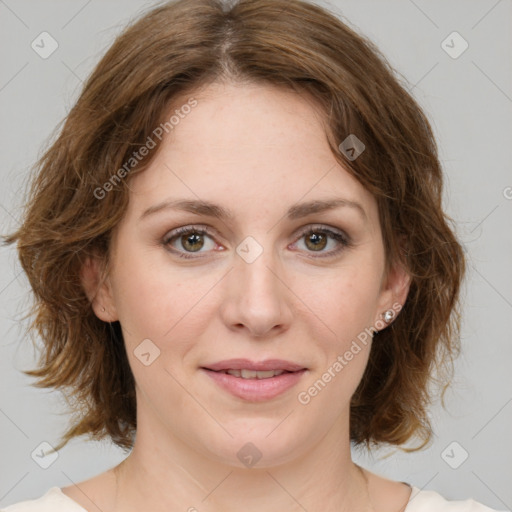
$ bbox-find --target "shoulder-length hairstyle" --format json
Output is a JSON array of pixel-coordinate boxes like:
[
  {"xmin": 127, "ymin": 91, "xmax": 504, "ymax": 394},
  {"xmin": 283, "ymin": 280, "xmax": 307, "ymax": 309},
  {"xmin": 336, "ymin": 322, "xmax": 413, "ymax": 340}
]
[{"xmin": 4, "ymin": 0, "xmax": 465, "ymax": 452}]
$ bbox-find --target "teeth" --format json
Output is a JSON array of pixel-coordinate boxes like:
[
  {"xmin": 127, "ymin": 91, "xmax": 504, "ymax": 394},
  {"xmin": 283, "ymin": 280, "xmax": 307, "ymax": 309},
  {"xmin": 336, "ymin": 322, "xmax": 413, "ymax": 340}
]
[{"xmin": 225, "ymin": 369, "xmax": 286, "ymax": 379}]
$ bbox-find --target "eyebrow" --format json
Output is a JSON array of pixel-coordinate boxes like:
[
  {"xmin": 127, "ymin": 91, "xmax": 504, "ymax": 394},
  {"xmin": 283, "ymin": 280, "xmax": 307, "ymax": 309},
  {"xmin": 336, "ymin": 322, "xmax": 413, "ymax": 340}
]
[{"xmin": 140, "ymin": 197, "xmax": 367, "ymax": 222}]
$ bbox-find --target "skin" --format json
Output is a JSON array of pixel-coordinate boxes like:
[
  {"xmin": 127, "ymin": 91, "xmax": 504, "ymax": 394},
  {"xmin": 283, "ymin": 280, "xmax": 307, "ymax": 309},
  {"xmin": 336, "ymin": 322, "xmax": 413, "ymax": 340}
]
[{"xmin": 70, "ymin": 81, "xmax": 412, "ymax": 512}]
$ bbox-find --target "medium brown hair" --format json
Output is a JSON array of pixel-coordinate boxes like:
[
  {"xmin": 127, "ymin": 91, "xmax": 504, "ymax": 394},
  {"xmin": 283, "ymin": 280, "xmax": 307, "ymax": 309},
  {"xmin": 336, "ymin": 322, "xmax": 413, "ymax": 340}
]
[{"xmin": 4, "ymin": 0, "xmax": 466, "ymax": 452}]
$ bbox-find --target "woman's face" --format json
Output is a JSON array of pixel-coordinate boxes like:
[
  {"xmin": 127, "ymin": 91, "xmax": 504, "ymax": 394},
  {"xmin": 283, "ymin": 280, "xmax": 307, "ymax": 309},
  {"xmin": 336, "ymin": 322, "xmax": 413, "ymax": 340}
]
[{"xmin": 96, "ymin": 81, "xmax": 409, "ymax": 467}]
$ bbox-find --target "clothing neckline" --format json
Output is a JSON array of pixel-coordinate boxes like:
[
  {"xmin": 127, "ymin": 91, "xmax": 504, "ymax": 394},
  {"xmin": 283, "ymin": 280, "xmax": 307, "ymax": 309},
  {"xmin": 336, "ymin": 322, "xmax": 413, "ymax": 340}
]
[{"xmin": 48, "ymin": 484, "xmax": 425, "ymax": 511}]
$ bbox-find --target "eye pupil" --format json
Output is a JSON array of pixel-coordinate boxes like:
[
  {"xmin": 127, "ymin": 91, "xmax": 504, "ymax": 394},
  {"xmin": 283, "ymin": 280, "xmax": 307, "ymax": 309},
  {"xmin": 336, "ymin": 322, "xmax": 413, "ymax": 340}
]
[
  {"xmin": 305, "ymin": 232, "xmax": 327, "ymax": 251},
  {"xmin": 182, "ymin": 233, "xmax": 204, "ymax": 252}
]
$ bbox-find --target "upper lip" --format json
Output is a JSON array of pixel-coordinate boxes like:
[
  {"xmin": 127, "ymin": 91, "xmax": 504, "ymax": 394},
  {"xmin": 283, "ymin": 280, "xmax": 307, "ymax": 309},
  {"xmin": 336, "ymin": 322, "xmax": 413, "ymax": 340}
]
[{"xmin": 202, "ymin": 359, "xmax": 306, "ymax": 372}]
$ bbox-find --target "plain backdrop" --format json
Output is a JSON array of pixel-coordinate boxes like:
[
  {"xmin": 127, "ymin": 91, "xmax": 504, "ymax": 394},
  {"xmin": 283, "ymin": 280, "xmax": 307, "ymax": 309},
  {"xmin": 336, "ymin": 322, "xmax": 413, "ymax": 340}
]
[{"xmin": 1, "ymin": 0, "xmax": 511, "ymax": 509}]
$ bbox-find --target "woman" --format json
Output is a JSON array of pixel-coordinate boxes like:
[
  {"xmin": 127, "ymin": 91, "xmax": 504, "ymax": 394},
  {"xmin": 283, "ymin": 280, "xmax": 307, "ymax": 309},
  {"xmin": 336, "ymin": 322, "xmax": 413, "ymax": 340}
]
[{"xmin": 2, "ymin": 0, "xmax": 505, "ymax": 510}]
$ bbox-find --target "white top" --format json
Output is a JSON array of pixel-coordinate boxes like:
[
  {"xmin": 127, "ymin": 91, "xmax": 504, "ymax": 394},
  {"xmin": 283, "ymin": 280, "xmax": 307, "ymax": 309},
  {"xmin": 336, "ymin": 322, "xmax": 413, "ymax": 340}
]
[{"xmin": 1, "ymin": 486, "xmax": 507, "ymax": 511}]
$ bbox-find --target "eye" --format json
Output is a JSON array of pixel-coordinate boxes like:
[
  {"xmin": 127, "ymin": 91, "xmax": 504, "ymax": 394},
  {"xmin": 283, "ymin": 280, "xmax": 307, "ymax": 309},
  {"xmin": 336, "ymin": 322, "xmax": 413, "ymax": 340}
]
[
  {"xmin": 162, "ymin": 225, "xmax": 220, "ymax": 259},
  {"xmin": 291, "ymin": 225, "xmax": 351, "ymax": 258}
]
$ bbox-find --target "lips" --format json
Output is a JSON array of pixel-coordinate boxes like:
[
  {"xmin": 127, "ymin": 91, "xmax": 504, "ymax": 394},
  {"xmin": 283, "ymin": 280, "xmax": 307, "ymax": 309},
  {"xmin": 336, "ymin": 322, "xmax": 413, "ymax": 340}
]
[
  {"xmin": 201, "ymin": 358, "xmax": 307, "ymax": 402},
  {"xmin": 202, "ymin": 358, "xmax": 306, "ymax": 372}
]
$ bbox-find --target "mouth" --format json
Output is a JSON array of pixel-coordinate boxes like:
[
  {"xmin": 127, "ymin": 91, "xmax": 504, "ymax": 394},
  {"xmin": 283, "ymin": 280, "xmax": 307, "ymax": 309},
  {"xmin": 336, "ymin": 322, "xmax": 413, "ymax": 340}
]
[
  {"xmin": 200, "ymin": 359, "xmax": 307, "ymax": 402},
  {"xmin": 206, "ymin": 368, "xmax": 294, "ymax": 379}
]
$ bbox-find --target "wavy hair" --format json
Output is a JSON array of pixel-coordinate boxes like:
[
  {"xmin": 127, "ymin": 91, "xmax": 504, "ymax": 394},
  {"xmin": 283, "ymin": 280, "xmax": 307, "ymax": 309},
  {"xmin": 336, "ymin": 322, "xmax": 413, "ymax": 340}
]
[{"xmin": 4, "ymin": 0, "xmax": 466, "ymax": 452}]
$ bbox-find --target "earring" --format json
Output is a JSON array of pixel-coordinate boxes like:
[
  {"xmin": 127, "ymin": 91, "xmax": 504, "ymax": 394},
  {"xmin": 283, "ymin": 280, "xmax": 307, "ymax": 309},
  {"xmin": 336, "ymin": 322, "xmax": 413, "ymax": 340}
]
[
  {"xmin": 101, "ymin": 306, "xmax": 106, "ymax": 312},
  {"xmin": 383, "ymin": 309, "xmax": 395, "ymax": 323}
]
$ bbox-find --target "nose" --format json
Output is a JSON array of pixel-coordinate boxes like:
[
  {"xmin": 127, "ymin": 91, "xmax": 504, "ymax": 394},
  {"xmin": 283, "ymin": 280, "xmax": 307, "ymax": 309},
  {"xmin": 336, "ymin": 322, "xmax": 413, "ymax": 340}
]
[{"xmin": 219, "ymin": 241, "xmax": 293, "ymax": 339}]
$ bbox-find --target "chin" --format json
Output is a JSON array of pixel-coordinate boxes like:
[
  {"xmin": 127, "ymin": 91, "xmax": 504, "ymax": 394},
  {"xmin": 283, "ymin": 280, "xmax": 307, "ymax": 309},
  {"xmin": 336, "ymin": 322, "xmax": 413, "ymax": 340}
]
[{"xmin": 191, "ymin": 420, "xmax": 312, "ymax": 469}]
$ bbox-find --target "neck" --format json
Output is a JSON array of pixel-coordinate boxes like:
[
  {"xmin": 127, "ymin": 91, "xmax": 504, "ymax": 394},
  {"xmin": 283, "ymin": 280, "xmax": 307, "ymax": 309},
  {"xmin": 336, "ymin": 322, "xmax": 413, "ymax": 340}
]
[{"xmin": 112, "ymin": 406, "xmax": 373, "ymax": 512}]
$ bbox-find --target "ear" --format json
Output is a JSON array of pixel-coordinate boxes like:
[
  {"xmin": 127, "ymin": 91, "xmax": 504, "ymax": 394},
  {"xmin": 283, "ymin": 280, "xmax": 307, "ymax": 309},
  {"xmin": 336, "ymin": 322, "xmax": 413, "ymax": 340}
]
[
  {"xmin": 373, "ymin": 256, "xmax": 411, "ymax": 327},
  {"xmin": 80, "ymin": 255, "xmax": 118, "ymax": 322}
]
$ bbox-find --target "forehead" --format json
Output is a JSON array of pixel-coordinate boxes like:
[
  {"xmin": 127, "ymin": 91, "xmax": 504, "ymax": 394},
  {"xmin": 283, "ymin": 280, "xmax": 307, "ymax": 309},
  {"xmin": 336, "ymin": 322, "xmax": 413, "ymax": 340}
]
[{"xmin": 127, "ymin": 81, "xmax": 377, "ymax": 224}]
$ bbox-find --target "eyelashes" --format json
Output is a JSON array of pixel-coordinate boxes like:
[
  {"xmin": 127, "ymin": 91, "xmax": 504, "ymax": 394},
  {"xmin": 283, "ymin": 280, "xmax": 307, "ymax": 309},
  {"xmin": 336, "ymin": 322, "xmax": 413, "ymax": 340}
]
[
  {"xmin": 162, "ymin": 226, "xmax": 218, "ymax": 259},
  {"xmin": 294, "ymin": 226, "xmax": 351, "ymax": 256},
  {"xmin": 162, "ymin": 224, "xmax": 352, "ymax": 260}
]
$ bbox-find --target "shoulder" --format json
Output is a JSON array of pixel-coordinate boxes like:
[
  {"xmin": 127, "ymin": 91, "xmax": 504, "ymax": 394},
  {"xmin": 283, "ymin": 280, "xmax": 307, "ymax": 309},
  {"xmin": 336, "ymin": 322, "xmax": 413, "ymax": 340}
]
[
  {"xmin": 406, "ymin": 486, "xmax": 508, "ymax": 512},
  {"xmin": 1, "ymin": 487, "xmax": 86, "ymax": 512}
]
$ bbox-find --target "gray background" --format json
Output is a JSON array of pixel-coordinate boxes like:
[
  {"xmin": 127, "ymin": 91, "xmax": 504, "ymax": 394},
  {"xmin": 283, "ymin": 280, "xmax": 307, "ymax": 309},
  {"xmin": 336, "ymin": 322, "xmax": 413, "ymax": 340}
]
[{"xmin": 1, "ymin": 0, "xmax": 511, "ymax": 509}]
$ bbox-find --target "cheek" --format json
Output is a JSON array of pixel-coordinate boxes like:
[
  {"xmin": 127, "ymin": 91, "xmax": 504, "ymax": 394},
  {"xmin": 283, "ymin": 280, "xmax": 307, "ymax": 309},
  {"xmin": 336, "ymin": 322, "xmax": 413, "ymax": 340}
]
[
  {"xmin": 110, "ymin": 248, "xmax": 216, "ymax": 351},
  {"xmin": 112, "ymin": 268, "xmax": 170, "ymax": 338},
  {"xmin": 294, "ymin": 268, "xmax": 379, "ymax": 410},
  {"xmin": 295, "ymin": 260, "xmax": 383, "ymax": 347}
]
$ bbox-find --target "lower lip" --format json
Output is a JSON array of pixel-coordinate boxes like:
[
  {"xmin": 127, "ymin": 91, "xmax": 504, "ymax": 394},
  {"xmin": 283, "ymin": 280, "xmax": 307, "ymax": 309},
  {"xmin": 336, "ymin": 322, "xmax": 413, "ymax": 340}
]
[{"xmin": 201, "ymin": 369, "xmax": 307, "ymax": 402}]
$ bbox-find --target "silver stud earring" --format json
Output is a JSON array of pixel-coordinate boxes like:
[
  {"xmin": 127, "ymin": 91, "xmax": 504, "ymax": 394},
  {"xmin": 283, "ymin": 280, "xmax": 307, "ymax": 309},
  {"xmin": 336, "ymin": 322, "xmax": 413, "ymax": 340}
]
[{"xmin": 383, "ymin": 309, "xmax": 395, "ymax": 323}]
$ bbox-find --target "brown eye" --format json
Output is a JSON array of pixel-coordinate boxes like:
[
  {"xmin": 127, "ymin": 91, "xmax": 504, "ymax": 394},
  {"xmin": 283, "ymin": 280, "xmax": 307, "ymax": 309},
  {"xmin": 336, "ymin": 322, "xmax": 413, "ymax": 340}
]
[
  {"xmin": 163, "ymin": 226, "xmax": 217, "ymax": 259},
  {"xmin": 293, "ymin": 226, "xmax": 351, "ymax": 258},
  {"xmin": 180, "ymin": 232, "xmax": 205, "ymax": 252},
  {"xmin": 304, "ymin": 232, "xmax": 328, "ymax": 251}
]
